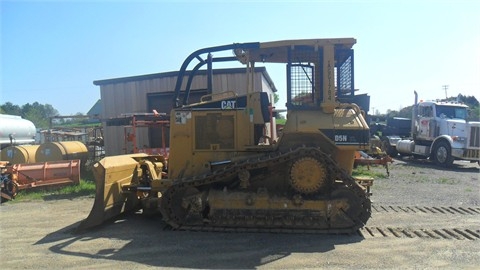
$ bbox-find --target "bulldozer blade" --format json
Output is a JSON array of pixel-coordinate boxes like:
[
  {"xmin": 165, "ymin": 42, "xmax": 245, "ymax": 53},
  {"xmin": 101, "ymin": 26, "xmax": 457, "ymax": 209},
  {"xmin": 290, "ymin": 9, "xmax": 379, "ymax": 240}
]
[{"xmin": 77, "ymin": 153, "xmax": 149, "ymax": 233}]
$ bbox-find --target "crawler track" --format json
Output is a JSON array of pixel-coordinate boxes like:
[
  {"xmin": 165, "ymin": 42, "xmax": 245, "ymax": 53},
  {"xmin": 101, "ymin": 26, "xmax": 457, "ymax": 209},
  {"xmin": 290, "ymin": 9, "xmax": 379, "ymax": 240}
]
[
  {"xmin": 360, "ymin": 227, "xmax": 480, "ymax": 240},
  {"xmin": 371, "ymin": 205, "xmax": 480, "ymax": 215},
  {"xmin": 160, "ymin": 204, "xmax": 480, "ymax": 242},
  {"xmin": 361, "ymin": 204, "xmax": 480, "ymax": 240},
  {"xmin": 160, "ymin": 147, "xmax": 371, "ymax": 234}
]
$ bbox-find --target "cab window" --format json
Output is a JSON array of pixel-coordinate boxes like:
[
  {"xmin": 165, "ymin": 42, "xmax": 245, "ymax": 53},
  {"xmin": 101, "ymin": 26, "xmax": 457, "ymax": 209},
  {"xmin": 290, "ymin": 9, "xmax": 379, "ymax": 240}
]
[{"xmin": 419, "ymin": 105, "xmax": 433, "ymax": 117}]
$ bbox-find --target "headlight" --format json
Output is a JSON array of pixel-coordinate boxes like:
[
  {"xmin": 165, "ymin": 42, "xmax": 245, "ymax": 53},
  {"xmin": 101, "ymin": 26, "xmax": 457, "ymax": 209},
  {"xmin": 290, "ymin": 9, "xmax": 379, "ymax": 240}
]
[{"xmin": 452, "ymin": 136, "xmax": 467, "ymax": 142}]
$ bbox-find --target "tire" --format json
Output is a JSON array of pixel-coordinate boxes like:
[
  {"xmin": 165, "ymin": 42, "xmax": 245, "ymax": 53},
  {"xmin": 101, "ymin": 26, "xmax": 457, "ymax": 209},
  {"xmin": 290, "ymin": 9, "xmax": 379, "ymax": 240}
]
[
  {"xmin": 433, "ymin": 141, "xmax": 454, "ymax": 167},
  {"xmin": 1, "ymin": 178, "xmax": 18, "ymax": 203},
  {"xmin": 382, "ymin": 139, "xmax": 398, "ymax": 157}
]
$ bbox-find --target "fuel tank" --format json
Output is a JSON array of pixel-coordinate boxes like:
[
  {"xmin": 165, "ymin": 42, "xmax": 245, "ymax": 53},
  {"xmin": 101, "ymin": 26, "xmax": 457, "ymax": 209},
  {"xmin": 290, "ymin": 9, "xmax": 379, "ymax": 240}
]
[
  {"xmin": 396, "ymin": 139, "xmax": 415, "ymax": 155},
  {"xmin": 1, "ymin": 145, "xmax": 39, "ymax": 164},
  {"xmin": 35, "ymin": 141, "xmax": 88, "ymax": 163}
]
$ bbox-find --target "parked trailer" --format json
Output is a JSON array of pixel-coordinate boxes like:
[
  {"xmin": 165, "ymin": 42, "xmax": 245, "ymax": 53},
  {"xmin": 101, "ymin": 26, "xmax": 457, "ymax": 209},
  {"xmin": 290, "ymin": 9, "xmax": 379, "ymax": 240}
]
[{"xmin": 370, "ymin": 117, "xmax": 412, "ymax": 157}]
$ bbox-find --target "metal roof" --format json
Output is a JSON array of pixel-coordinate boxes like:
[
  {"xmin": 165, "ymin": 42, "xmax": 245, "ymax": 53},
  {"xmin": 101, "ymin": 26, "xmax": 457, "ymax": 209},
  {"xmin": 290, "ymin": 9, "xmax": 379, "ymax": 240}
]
[{"xmin": 93, "ymin": 67, "xmax": 277, "ymax": 92}]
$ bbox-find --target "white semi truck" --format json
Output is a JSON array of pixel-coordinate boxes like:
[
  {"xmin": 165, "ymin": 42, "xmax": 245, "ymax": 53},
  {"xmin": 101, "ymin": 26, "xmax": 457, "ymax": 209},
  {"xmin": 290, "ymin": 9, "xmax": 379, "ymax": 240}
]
[{"xmin": 394, "ymin": 91, "xmax": 480, "ymax": 166}]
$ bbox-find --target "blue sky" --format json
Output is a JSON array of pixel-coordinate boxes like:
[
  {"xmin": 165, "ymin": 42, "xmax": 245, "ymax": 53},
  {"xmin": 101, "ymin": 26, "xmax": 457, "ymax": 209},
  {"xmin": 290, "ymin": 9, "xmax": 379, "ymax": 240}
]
[{"xmin": 1, "ymin": 0, "xmax": 479, "ymax": 115}]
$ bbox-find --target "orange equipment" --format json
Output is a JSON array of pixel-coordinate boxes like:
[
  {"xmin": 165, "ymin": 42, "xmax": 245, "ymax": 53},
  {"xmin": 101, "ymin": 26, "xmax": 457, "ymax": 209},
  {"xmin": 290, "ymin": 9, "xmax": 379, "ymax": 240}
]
[{"xmin": 0, "ymin": 160, "xmax": 81, "ymax": 202}]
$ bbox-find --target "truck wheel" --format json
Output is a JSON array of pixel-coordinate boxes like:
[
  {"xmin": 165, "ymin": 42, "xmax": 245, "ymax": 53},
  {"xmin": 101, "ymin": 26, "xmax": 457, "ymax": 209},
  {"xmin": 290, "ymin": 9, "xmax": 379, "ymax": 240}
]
[
  {"xmin": 382, "ymin": 139, "xmax": 397, "ymax": 157},
  {"xmin": 433, "ymin": 141, "xmax": 454, "ymax": 167}
]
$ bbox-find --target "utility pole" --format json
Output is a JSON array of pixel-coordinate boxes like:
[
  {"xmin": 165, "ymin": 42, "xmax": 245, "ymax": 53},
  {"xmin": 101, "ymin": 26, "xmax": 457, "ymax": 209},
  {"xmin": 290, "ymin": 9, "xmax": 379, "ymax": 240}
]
[{"xmin": 442, "ymin": 85, "xmax": 449, "ymax": 99}]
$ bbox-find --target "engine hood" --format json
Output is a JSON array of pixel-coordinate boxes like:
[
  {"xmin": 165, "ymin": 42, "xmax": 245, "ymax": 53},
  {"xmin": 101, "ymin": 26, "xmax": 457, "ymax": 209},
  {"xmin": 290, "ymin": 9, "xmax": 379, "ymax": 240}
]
[{"xmin": 443, "ymin": 119, "xmax": 467, "ymax": 137}]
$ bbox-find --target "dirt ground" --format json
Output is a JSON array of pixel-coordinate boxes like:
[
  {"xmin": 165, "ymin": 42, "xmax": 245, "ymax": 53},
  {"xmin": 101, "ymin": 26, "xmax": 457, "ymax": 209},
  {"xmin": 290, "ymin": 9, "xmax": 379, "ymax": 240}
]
[{"xmin": 1, "ymin": 158, "xmax": 479, "ymax": 269}]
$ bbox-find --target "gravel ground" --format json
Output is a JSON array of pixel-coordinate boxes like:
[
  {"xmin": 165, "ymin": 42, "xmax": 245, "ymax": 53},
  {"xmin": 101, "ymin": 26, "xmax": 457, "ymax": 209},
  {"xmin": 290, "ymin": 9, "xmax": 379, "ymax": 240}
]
[
  {"xmin": 0, "ymin": 157, "xmax": 479, "ymax": 269},
  {"xmin": 374, "ymin": 157, "xmax": 479, "ymax": 206}
]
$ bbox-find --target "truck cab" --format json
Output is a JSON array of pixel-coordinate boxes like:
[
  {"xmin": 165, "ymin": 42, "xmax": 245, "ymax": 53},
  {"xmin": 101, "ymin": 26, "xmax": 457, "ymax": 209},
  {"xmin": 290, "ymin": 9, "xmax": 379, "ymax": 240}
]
[
  {"xmin": 397, "ymin": 92, "xmax": 480, "ymax": 166},
  {"xmin": 415, "ymin": 101, "xmax": 469, "ymax": 140}
]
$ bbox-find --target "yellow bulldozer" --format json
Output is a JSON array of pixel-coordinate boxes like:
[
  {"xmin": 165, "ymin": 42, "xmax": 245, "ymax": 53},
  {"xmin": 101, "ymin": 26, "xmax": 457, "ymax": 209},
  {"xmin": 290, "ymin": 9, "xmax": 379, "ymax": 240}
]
[{"xmin": 79, "ymin": 38, "xmax": 371, "ymax": 233}]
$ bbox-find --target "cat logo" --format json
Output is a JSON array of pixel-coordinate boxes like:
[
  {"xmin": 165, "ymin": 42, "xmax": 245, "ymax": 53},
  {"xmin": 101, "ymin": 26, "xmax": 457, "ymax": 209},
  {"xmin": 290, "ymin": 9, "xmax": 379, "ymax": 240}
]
[{"xmin": 221, "ymin": 100, "xmax": 236, "ymax": 110}]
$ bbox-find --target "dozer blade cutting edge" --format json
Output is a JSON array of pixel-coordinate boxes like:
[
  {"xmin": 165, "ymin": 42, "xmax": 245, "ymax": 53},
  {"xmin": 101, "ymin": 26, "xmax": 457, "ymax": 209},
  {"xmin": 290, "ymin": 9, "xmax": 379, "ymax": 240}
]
[{"xmin": 76, "ymin": 153, "xmax": 148, "ymax": 233}]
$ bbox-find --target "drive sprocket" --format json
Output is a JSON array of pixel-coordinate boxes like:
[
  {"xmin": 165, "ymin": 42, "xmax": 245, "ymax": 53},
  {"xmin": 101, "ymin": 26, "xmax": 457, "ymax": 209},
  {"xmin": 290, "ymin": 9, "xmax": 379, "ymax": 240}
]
[{"xmin": 289, "ymin": 156, "xmax": 328, "ymax": 194}]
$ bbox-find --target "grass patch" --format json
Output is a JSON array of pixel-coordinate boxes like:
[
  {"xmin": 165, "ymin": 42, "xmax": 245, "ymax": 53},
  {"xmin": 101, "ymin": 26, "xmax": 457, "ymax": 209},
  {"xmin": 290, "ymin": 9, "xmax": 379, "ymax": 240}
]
[
  {"xmin": 406, "ymin": 175, "xmax": 458, "ymax": 184},
  {"xmin": 352, "ymin": 166, "xmax": 388, "ymax": 179},
  {"xmin": 276, "ymin": 118, "xmax": 286, "ymax": 125},
  {"xmin": 12, "ymin": 175, "xmax": 96, "ymax": 202},
  {"xmin": 436, "ymin": 177, "xmax": 458, "ymax": 185},
  {"xmin": 409, "ymin": 175, "xmax": 429, "ymax": 183}
]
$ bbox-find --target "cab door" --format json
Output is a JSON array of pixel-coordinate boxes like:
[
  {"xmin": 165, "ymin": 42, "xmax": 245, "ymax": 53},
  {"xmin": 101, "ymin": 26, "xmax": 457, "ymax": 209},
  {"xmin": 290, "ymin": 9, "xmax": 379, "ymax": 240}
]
[{"xmin": 416, "ymin": 104, "xmax": 435, "ymax": 140}]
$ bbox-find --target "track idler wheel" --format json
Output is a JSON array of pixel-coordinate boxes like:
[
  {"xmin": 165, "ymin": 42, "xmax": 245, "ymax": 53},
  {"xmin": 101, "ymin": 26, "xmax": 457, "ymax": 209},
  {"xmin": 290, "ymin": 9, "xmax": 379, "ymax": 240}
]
[
  {"xmin": 289, "ymin": 156, "xmax": 329, "ymax": 194},
  {"xmin": 329, "ymin": 187, "xmax": 371, "ymax": 229},
  {"xmin": 160, "ymin": 187, "xmax": 202, "ymax": 228}
]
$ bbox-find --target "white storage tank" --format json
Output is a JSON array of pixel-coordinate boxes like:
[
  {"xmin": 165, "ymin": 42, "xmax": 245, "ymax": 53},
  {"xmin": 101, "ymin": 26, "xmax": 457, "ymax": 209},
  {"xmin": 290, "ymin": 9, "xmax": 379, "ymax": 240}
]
[{"xmin": 0, "ymin": 114, "xmax": 36, "ymax": 148}]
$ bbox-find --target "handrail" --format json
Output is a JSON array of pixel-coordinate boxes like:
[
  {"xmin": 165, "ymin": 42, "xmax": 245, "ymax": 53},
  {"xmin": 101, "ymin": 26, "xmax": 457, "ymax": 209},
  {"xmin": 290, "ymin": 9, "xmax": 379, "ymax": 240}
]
[
  {"xmin": 200, "ymin": 91, "xmax": 238, "ymax": 103},
  {"xmin": 172, "ymin": 42, "xmax": 260, "ymax": 108}
]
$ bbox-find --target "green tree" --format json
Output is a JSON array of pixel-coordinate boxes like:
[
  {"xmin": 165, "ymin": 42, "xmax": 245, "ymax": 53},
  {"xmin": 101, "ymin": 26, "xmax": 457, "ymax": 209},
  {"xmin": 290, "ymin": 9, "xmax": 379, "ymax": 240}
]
[
  {"xmin": 456, "ymin": 94, "xmax": 479, "ymax": 106},
  {"xmin": 273, "ymin": 93, "xmax": 279, "ymax": 104},
  {"xmin": 458, "ymin": 95, "xmax": 480, "ymax": 121},
  {"xmin": 22, "ymin": 102, "xmax": 59, "ymax": 128},
  {"xmin": 1, "ymin": 102, "xmax": 59, "ymax": 128},
  {"xmin": 467, "ymin": 105, "xmax": 480, "ymax": 121},
  {"xmin": 1, "ymin": 102, "xmax": 22, "ymax": 116}
]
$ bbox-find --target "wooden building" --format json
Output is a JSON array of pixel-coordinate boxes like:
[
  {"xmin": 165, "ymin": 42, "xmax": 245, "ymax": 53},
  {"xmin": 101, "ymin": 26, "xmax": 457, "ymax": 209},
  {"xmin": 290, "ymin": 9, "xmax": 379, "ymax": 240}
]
[{"xmin": 94, "ymin": 67, "xmax": 277, "ymax": 155}]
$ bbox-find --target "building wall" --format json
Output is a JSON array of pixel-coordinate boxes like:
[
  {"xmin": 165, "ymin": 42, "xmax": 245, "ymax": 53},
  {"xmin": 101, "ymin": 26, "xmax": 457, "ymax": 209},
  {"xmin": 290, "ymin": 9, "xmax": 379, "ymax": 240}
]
[{"xmin": 95, "ymin": 68, "xmax": 277, "ymax": 156}]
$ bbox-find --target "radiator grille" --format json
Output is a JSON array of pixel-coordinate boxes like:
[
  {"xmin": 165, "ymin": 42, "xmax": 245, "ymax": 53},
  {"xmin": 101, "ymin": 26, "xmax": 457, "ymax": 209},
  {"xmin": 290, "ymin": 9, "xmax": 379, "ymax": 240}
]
[
  {"xmin": 469, "ymin": 126, "xmax": 480, "ymax": 147},
  {"xmin": 195, "ymin": 114, "xmax": 234, "ymax": 150}
]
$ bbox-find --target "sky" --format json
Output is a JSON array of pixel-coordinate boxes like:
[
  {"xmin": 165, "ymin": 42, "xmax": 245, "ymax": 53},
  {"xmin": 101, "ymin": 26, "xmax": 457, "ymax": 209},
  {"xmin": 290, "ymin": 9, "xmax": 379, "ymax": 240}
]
[{"xmin": 1, "ymin": 0, "xmax": 479, "ymax": 116}]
